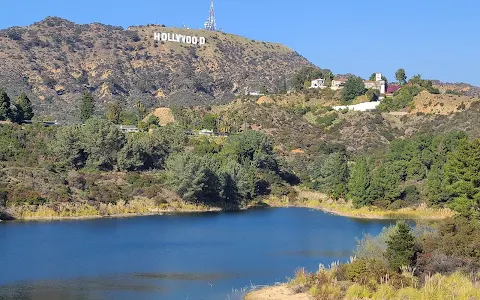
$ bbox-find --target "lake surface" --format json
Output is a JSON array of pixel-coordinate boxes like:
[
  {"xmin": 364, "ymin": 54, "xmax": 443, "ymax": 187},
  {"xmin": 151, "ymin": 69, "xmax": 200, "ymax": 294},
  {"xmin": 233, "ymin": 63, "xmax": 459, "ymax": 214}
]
[{"xmin": 0, "ymin": 208, "xmax": 392, "ymax": 300}]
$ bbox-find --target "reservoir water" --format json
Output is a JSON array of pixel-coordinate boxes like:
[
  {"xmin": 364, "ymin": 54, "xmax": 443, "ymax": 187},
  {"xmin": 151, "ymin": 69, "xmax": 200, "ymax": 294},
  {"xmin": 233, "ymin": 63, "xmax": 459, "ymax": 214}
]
[{"xmin": 0, "ymin": 208, "xmax": 392, "ymax": 300}]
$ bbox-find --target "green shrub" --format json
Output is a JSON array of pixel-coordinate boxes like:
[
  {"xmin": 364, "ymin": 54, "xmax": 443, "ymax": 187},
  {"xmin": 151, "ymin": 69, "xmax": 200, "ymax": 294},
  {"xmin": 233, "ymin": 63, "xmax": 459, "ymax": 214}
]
[
  {"xmin": 377, "ymin": 85, "xmax": 422, "ymax": 112},
  {"xmin": 315, "ymin": 112, "xmax": 338, "ymax": 127},
  {"xmin": 345, "ymin": 259, "xmax": 408, "ymax": 289},
  {"xmin": 345, "ymin": 283, "xmax": 372, "ymax": 299}
]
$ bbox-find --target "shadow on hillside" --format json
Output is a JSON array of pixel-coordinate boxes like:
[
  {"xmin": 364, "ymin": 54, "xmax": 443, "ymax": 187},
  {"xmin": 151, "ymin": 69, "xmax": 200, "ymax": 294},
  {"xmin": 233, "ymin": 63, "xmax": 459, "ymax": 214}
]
[{"xmin": 0, "ymin": 210, "xmax": 14, "ymax": 221}]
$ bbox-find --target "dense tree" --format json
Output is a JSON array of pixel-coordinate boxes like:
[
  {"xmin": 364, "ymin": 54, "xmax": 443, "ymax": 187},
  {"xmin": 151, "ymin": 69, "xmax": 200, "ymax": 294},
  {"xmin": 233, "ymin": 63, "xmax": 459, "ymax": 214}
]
[
  {"xmin": 292, "ymin": 66, "xmax": 333, "ymax": 91},
  {"xmin": 342, "ymin": 76, "xmax": 366, "ymax": 102},
  {"xmin": 219, "ymin": 173, "xmax": 241, "ymax": 205},
  {"xmin": 79, "ymin": 92, "xmax": 95, "ymax": 123},
  {"xmin": 52, "ymin": 126, "xmax": 87, "ymax": 170},
  {"xmin": 14, "ymin": 93, "xmax": 34, "ymax": 122},
  {"xmin": 165, "ymin": 153, "xmax": 221, "ymax": 204},
  {"xmin": 292, "ymin": 66, "xmax": 323, "ymax": 91},
  {"xmin": 395, "ymin": 68, "xmax": 407, "ymax": 85},
  {"xmin": 201, "ymin": 113, "xmax": 217, "ymax": 131},
  {"xmin": 348, "ymin": 157, "xmax": 372, "ymax": 208},
  {"xmin": 117, "ymin": 133, "xmax": 169, "ymax": 171},
  {"xmin": 311, "ymin": 152, "xmax": 349, "ymax": 199},
  {"xmin": 135, "ymin": 100, "xmax": 147, "ymax": 120},
  {"xmin": 385, "ymin": 222, "xmax": 415, "ymax": 271},
  {"xmin": 106, "ymin": 102, "xmax": 121, "ymax": 124},
  {"xmin": 443, "ymin": 139, "xmax": 480, "ymax": 218},
  {"xmin": 409, "ymin": 74, "xmax": 422, "ymax": 86},
  {"xmin": 119, "ymin": 111, "xmax": 139, "ymax": 125},
  {"xmin": 0, "ymin": 88, "xmax": 12, "ymax": 121},
  {"xmin": 81, "ymin": 118, "xmax": 125, "ymax": 170}
]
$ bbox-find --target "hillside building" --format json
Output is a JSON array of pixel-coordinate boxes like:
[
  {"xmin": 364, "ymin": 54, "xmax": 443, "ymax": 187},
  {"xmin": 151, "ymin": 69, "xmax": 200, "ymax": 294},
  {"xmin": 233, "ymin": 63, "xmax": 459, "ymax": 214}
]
[
  {"xmin": 331, "ymin": 78, "xmax": 348, "ymax": 90},
  {"xmin": 364, "ymin": 72, "xmax": 386, "ymax": 94},
  {"xmin": 310, "ymin": 78, "xmax": 326, "ymax": 89},
  {"xmin": 331, "ymin": 73, "xmax": 386, "ymax": 94},
  {"xmin": 118, "ymin": 125, "xmax": 139, "ymax": 133}
]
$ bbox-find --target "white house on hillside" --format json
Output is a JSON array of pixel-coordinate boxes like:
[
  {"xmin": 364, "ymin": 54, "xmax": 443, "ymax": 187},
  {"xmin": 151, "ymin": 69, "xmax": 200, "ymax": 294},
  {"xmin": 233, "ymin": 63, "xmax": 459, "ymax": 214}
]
[
  {"xmin": 364, "ymin": 72, "xmax": 386, "ymax": 94},
  {"xmin": 331, "ymin": 78, "xmax": 348, "ymax": 90},
  {"xmin": 310, "ymin": 78, "xmax": 326, "ymax": 89}
]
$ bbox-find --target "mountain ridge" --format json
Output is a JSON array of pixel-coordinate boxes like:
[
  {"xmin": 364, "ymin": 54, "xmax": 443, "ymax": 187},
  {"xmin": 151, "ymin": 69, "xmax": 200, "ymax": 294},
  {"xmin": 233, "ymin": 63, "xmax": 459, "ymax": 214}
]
[{"xmin": 0, "ymin": 17, "xmax": 313, "ymax": 122}]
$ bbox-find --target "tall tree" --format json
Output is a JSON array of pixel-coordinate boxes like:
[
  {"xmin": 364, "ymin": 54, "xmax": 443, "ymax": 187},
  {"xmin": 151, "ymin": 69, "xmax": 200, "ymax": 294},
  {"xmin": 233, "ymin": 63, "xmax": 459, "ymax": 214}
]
[
  {"xmin": 15, "ymin": 93, "xmax": 34, "ymax": 121},
  {"xmin": 135, "ymin": 100, "xmax": 147, "ymax": 120},
  {"xmin": 292, "ymin": 66, "xmax": 323, "ymax": 91},
  {"xmin": 165, "ymin": 153, "xmax": 221, "ymax": 204},
  {"xmin": 106, "ymin": 102, "xmax": 121, "ymax": 124},
  {"xmin": 117, "ymin": 133, "xmax": 169, "ymax": 171},
  {"xmin": 79, "ymin": 92, "xmax": 95, "ymax": 123},
  {"xmin": 395, "ymin": 69, "xmax": 407, "ymax": 85},
  {"xmin": 348, "ymin": 157, "xmax": 372, "ymax": 208},
  {"xmin": 342, "ymin": 76, "xmax": 366, "ymax": 102},
  {"xmin": 81, "ymin": 118, "xmax": 125, "ymax": 170},
  {"xmin": 443, "ymin": 139, "xmax": 480, "ymax": 218},
  {"xmin": 385, "ymin": 222, "xmax": 415, "ymax": 271},
  {"xmin": 0, "ymin": 88, "xmax": 12, "ymax": 121},
  {"xmin": 52, "ymin": 126, "xmax": 88, "ymax": 170},
  {"xmin": 311, "ymin": 152, "xmax": 349, "ymax": 199}
]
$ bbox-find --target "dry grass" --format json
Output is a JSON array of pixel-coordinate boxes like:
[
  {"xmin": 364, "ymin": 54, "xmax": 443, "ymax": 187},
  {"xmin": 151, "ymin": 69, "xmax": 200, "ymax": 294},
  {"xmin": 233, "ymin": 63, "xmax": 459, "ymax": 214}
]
[
  {"xmin": 8, "ymin": 198, "xmax": 221, "ymax": 221},
  {"xmin": 144, "ymin": 107, "xmax": 175, "ymax": 126},
  {"xmin": 264, "ymin": 188, "xmax": 454, "ymax": 220},
  {"xmin": 345, "ymin": 272, "xmax": 480, "ymax": 300}
]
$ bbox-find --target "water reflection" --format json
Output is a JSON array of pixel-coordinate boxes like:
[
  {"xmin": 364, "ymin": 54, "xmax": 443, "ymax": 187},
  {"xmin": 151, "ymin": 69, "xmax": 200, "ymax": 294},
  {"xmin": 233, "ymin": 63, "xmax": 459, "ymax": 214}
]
[
  {"xmin": 277, "ymin": 249, "xmax": 353, "ymax": 258},
  {"xmin": 0, "ymin": 272, "xmax": 251, "ymax": 300}
]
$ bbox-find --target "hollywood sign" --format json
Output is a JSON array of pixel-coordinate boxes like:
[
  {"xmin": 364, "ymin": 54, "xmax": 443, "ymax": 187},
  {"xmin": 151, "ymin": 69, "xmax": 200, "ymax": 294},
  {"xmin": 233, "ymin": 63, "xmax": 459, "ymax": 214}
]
[{"xmin": 154, "ymin": 32, "xmax": 206, "ymax": 45}]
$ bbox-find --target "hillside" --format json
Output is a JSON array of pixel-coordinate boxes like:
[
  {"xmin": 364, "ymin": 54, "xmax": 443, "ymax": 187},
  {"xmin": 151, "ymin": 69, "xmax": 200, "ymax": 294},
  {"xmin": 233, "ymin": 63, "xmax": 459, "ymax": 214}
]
[{"xmin": 0, "ymin": 17, "xmax": 312, "ymax": 122}]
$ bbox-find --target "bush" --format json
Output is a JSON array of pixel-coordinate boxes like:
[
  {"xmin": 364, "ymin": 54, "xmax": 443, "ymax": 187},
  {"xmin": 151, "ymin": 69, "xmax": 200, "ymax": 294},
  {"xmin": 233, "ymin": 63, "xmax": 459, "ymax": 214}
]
[
  {"xmin": 345, "ymin": 259, "xmax": 408, "ymax": 289},
  {"xmin": 9, "ymin": 187, "xmax": 47, "ymax": 206},
  {"xmin": 345, "ymin": 283, "xmax": 372, "ymax": 299},
  {"xmin": 377, "ymin": 85, "xmax": 422, "ymax": 112},
  {"xmin": 400, "ymin": 185, "xmax": 420, "ymax": 203},
  {"xmin": 6, "ymin": 29, "xmax": 23, "ymax": 40},
  {"xmin": 315, "ymin": 112, "xmax": 338, "ymax": 127}
]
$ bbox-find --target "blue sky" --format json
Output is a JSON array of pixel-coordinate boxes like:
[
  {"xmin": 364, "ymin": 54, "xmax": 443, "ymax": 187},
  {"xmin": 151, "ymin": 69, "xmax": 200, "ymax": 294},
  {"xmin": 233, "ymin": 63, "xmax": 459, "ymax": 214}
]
[{"xmin": 2, "ymin": 0, "xmax": 479, "ymax": 85}]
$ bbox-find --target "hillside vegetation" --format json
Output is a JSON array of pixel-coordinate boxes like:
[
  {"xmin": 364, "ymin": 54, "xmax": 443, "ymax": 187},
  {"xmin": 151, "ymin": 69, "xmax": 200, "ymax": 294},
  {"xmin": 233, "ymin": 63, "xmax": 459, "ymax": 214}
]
[{"xmin": 0, "ymin": 17, "xmax": 311, "ymax": 122}]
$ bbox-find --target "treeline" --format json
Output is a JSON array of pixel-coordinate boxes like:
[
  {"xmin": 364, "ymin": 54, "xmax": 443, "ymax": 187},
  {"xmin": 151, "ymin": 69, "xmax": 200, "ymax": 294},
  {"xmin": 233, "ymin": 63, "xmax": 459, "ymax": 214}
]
[
  {"xmin": 0, "ymin": 118, "xmax": 295, "ymax": 209},
  {"xmin": 0, "ymin": 89, "xmax": 34, "ymax": 123},
  {"xmin": 307, "ymin": 131, "xmax": 480, "ymax": 218}
]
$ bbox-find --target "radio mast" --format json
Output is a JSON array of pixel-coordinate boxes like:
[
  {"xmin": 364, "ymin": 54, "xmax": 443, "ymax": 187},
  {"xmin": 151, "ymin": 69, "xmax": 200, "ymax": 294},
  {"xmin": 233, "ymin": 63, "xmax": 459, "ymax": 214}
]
[{"xmin": 204, "ymin": 0, "xmax": 216, "ymax": 31}]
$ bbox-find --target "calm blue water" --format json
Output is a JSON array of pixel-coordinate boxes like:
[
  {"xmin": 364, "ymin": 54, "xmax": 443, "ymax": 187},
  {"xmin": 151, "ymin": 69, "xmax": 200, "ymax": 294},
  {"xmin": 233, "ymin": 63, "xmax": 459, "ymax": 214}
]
[{"xmin": 0, "ymin": 208, "xmax": 392, "ymax": 300}]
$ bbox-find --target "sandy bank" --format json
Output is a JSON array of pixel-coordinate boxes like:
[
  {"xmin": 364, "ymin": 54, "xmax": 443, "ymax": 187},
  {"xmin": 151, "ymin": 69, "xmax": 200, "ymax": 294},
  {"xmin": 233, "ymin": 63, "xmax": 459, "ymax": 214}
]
[{"xmin": 245, "ymin": 285, "xmax": 310, "ymax": 300}]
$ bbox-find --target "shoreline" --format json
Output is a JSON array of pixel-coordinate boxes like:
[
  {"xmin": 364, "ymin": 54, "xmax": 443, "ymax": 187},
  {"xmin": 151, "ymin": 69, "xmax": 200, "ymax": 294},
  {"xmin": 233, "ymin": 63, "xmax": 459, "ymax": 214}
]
[
  {"xmin": 264, "ymin": 189, "xmax": 455, "ymax": 221},
  {"xmin": 272, "ymin": 203, "xmax": 453, "ymax": 220},
  {"xmin": 1, "ymin": 202, "xmax": 453, "ymax": 223},
  {"xmin": 1, "ymin": 208, "xmax": 225, "ymax": 222},
  {"xmin": 245, "ymin": 284, "xmax": 309, "ymax": 300},
  {"xmin": 1, "ymin": 189, "xmax": 455, "ymax": 222}
]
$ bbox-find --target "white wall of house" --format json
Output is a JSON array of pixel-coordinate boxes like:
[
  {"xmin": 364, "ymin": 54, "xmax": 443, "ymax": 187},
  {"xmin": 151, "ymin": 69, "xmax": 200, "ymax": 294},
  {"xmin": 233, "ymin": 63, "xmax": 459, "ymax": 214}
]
[
  {"xmin": 332, "ymin": 101, "xmax": 381, "ymax": 111},
  {"xmin": 310, "ymin": 78, "xmax": 326, "ymax": 89}
]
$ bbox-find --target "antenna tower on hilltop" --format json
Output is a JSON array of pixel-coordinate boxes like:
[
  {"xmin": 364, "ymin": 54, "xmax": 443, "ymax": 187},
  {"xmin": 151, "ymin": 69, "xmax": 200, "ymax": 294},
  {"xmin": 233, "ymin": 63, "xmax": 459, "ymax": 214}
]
[{"xmin": 204, "ymin": 0, "xmax": 216, "ymax": 31}]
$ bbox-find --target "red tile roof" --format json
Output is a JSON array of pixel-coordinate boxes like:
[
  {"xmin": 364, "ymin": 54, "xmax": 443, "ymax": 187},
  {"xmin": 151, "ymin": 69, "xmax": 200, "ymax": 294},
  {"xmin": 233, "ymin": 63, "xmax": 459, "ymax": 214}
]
[{"xmin": 386, "ymin": 85, "xmax": 401, "ymax": 93}]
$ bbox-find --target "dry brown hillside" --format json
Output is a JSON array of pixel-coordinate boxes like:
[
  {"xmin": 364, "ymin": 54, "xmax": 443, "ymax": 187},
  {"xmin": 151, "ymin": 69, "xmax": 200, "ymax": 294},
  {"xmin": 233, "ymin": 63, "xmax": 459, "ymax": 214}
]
[
  {"xmin": 409, "ymin": 91, "xmax": 479, "ymax": 115},
  {"xmin": 0, "ymin": 17, "xmax": 312, "ymax": 122}
]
